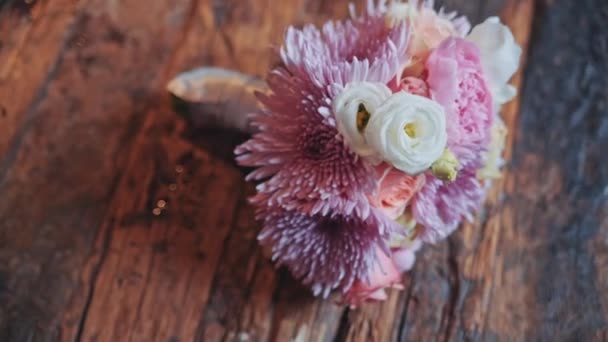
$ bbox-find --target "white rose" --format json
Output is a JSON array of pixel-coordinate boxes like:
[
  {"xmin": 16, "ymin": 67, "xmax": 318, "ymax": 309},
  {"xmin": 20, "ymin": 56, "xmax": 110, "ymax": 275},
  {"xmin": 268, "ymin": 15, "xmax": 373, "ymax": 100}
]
[
  {"xmin": 365, "ymin": 92, "xmax": 447, "ymax": 175},
  {"xmin": 333, "ymin": 82, "xmax": 392, "ymax": 157},
  {"xmin": 467, "ymin": 17, "xmax": 522, "ymax": 111}
]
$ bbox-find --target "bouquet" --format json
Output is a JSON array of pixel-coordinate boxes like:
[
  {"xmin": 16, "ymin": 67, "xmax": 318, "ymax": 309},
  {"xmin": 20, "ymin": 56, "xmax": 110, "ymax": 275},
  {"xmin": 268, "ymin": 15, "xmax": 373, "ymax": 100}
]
[{"xmin": 169, "ymin": 0, "xmax": 521, "ymax": 306}]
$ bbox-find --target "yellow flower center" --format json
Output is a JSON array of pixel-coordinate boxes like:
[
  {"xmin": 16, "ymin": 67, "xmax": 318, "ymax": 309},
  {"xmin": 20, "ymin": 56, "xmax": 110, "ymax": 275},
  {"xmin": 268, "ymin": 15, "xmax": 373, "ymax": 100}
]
[
  {"xmin": 356, "ymin": 103, "xmax": 371, "ymax": 132},
  {"xmin": 404, "ymin": 122, "xmax": 417, "ymax": 138}
]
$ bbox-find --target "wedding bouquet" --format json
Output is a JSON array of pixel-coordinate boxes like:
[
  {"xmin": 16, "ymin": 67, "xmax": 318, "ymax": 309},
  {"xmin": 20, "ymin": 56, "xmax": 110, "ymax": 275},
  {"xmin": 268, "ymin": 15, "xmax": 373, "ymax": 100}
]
[{"xmin": 170, "ymin": 0, "xmax": 521, "ymax": 306}]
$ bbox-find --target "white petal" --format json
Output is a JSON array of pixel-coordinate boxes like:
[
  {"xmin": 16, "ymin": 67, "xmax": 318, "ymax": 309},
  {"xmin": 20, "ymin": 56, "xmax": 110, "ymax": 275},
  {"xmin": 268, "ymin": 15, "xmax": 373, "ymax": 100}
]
[
  {"xmin": 365, "ymin": 91, "xmax": 447, "ymax": 175},
  {"xmin": 467, "ymin": 17, "xmax": 521, "ymax": 108},
  {"xmin": 493, "ymin": 84, "xmax": 517, "ymax": 108},
  {"xmin": 333, "ymin": 82, "xmax": 392, "ymax": 157}
]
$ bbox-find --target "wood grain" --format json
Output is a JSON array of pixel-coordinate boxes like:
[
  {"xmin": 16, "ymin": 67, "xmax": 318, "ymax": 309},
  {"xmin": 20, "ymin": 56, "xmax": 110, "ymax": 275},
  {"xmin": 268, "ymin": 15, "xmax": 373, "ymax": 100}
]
[
  {"xmin": 78, "ymin": 135, "xmax": 244, "ymax": 341},
  {"xmin": 0, "ymin": 0, "xmax": 197, "ymax": 340},
  {"xmin": 71, "ymin": 2, "xmax": 358, "ymax": 341},
  {"xmin": 0, "ymin": 0, "xmax": 81, "ymax": 158},
  {"xmin": 488, "ymin": 0, "xmax": 608, "ymax": 339},
  {"xmin": 2, "ymin": 0, "xmax": 607, "ymax": 341}
]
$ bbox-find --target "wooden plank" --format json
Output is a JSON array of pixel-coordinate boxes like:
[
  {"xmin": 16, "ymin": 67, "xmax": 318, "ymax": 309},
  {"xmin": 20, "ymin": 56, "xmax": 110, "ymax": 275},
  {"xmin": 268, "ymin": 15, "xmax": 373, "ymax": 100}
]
[
  {"xmin": 71, "ymin": 0, "xmax": 539, "ymax": 341},
  {"xmin": 5, "ymin": 0, "xmax": 606, "ymax": 340},
  {"xmin": 483, "ymin": 0, "xmax": 608, "ymax": 339},
  {"xmin": 0, "ymin": 0, "xmax": 197, "ymax": 340},
  {"xmin": 188, "ymin": 1, "xmax": 356, "ymax": 341},
  {"xmin": 0, "ymin": 0, "xmax": 81, "ymax": 158},
  {"xmin": 454, "ymin": 0, "xmax": 536, "ymax": 338},
  {"xmin": 76, "ymin": 134, "xmax": 243, "ymax": 341},
  {"xmin": 73, "ymin": 1, "xmax": 359, "ymax": 341}
]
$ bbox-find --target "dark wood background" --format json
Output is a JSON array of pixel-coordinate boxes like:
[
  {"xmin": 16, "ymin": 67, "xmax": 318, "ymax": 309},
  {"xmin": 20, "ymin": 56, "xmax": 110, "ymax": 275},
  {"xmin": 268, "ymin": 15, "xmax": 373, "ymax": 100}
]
[{"xmin": 1, "ymin": 0, "xmax": 607, "ymax": 340}]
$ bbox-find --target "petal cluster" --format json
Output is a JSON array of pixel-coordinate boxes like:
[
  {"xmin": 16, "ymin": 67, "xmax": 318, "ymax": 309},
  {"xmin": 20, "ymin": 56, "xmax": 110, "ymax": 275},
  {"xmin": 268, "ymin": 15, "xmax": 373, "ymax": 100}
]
[
  {"xmin": 426, "ymin": 37, "xmax": 494, "ymax": 165},
  {"xmin": 236, "ymin": 0, "xmax": 411, "ymax": 218},
  {"xmin": 365, "ymin": 91, "xmax": 448, "ymax": 174},
  {"xmin": 236, "ymin": 0, "xmax": 412, "ymax": 296},
  {"xmin": 233, "ymin": 0, "xmax": 521, "ymax": 305},
  {"xmin": 333, "ymin": 82, "xmax": 392, "ymax": 157},
  {"xmin": 258, "ymin": 207, "xmax": 398, "ymax": 297},
  {"xmin": 467, "ymin": 17, "xmax": 522, "ymax": 111},
  {"xmin": 412, "ymin": 159, "xmax": 486, "ymax": 242}
]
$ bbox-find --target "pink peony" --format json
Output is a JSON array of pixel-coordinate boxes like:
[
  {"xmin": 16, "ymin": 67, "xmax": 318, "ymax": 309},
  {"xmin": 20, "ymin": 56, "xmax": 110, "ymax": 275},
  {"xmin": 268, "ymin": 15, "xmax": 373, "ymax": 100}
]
[
  {"xmin": 425, "ymin": 37, "xmax": 493, "ymax": 166},
  {"xmin": 342, "ymin": 247, "xmax": 403, "ymax": 307},
  {"xmin": 371, "ymin": 164, "xmax": 425, "ymax": 220}
]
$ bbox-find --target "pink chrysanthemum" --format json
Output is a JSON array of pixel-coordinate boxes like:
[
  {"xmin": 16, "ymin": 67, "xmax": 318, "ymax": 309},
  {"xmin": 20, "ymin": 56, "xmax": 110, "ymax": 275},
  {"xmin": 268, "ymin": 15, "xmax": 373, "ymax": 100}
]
[
  {"xmin": 236, "ymin": 1, "xmax": 410, "ymax": 217},
  {"xmin": 411, "ymin": 159, "xmax": 486, "ymax": 242},
  {"xmin": 258, "ymin": 207, "xmax": 398, "ymax": 296}
]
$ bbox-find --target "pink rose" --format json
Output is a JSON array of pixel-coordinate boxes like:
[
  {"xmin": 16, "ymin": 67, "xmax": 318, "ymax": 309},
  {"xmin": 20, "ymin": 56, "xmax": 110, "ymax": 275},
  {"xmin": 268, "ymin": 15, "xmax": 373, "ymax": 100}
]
[
  {"xmin": 425, "ymin": 37, "xmax": 493, "ymax": 165},
  {"xmin": 371, "ymin": 164, "xmax": 425, "ymax": 220},
  {"xmin": 400, "ymin": 76, "xmax": 430, "ymax": 97},
  {"xmin": 342, "ymin": 247, "xmax": 402, "ymax": 307},
  {"xmin": 342, "ymin": 241, "xmax": 423, "ymax": 307}
]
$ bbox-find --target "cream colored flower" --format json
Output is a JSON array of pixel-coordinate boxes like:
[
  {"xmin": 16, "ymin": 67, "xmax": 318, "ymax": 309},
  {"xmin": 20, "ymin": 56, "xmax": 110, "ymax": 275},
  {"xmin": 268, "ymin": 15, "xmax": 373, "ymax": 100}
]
[
  {"xmin": 391, "ymin": 211, "xmax": 419, "ymax": 247},
  {"xmin": 478, "ymin": 119, "xmax": 508, "ymax": 179},
  {"xmin": 333, "ymin": 82, "xmax": 392, "ymax": 157},
  {"xmin": 365, "ymin": 92, "xmax": 448, "ymax": 175},
  {"xmin": 467, "ymin": 17, "xmax": 522, "ymax": 111},
  {"xmin": 385, "ymin": 1, "xmax": 458, "ymax": 64},
  {"xmin": 431, "ymin": 149, "xmax": 460, "ymax": 181},
  {"xmin": 385, "ymin": 2, "xmax": 416, "ymax": 28}
]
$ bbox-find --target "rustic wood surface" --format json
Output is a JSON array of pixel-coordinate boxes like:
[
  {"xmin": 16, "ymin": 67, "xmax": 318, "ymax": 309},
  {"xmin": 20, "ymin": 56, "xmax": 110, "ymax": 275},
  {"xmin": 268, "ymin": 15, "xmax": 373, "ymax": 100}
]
[{"xmin": 0, "ymin": 0, "xmax": 606, "ymax": 341}]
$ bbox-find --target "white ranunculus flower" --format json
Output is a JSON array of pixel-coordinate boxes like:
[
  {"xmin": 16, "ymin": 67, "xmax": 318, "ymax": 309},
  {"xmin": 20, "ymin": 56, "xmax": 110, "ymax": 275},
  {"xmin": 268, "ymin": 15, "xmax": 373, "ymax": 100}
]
[
  {"xmin": 333, "ymin": 82, "xmax": 392, "ymax": 157},
  {"xmin": 365, "ymin": 92, "xmax": 448, "ymax": 175},
  {"xmin": 467, "ymin": 17, "xmax": 522, "ymax": 111}
]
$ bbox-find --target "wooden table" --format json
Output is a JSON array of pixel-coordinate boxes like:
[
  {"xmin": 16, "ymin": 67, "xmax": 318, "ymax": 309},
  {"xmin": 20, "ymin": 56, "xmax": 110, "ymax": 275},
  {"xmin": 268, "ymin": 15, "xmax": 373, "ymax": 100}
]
[{"xmin": 1, "ymin": 0, "xmax": 607, "ymax": 340}]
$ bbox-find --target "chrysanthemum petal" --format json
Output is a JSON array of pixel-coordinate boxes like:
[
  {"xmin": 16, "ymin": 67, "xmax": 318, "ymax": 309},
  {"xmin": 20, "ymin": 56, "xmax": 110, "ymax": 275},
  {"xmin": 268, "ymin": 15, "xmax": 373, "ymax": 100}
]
[{"xmin": 258, "ymin": 207, "xmax": 398, "ymax": 294}]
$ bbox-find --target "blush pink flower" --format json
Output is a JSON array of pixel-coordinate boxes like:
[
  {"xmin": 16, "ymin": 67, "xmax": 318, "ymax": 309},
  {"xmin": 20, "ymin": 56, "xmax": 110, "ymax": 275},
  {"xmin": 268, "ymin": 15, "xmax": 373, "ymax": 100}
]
[
  {"xmin": 425, "ymin": 37, "xmax": 493, "ymax": 166},
  {"xmin": 342, "ymin": 247, "xmax": 403, "ymax": 307},
  {"xmin": 371, "ymin": 164, "xmax": 426, "ymax": 220},
  {"xmin": 386, "ymin": 1, "xmax": 471, "ymax": 63},
  {"xmin": 399, "ymin": 76, "xmax": 430, "ymax": 97},
  {"xmin": 392, "ymin": 239, "xmax": 422, "ymax": 272},
  {"xmin": 408, "ymin": 7, "xmax": 459, "ymax": 61}
]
